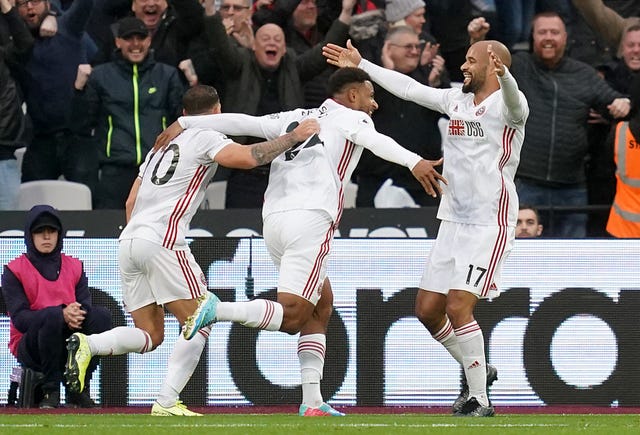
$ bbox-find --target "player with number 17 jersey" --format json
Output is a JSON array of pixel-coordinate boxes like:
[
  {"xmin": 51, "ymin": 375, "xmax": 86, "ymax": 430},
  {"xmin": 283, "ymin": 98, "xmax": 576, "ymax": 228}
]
[{"xmin": 119, "ymin": 128, "xmax": 232, "ymax": 250}]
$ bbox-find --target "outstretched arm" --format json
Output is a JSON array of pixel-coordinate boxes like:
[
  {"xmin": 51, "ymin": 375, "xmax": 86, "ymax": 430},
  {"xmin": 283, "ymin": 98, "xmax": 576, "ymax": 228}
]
[
  {"xmin": 324, "ymin": 40, "xmax": 449, "ymax": 112},
  {"xmin": 355, "ymin": 128, "xmax": 447, "ymax": 197},
  {"xmin": 181, "ymin": 113, "xmax": 271, "ymax": 137},
  {"xmin": 154, "ymin": 113, "xmax": 272, "ymax": 151},
  {"xmin": 215, "ymin": 119, "xmax": 320, "ymax": 169}
]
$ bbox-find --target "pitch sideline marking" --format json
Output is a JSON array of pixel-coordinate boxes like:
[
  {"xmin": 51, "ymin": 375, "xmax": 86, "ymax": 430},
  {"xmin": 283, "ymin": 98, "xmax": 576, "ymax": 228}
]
[{"xmin": 0, "ymin": 423, "xmax": 572, "ymax": 429}]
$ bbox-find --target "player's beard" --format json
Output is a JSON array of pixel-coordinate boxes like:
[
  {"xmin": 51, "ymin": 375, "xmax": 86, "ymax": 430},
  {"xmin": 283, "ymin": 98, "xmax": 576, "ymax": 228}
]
[{"xmin": 462, "ymin": 72, "xmax": 483, "ymax": 94}]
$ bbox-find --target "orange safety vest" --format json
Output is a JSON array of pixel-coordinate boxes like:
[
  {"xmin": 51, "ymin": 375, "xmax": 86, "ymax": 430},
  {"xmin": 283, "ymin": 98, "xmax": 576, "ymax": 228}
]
[{"xmin": 606, "ymin": 122, "xmax": 640, "ymax": 238}]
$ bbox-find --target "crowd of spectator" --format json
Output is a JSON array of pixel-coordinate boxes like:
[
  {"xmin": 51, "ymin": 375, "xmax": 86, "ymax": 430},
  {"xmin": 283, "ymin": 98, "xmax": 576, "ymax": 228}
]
[{"xmin": 1, "ymin": 0, "xmax": 640, "ymax": 238}]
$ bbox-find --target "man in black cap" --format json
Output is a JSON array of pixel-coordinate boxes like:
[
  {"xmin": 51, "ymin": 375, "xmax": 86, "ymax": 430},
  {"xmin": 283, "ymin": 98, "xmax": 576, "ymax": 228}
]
[
  {"xmin": 1, "ymin": 204, "xmax": 111, "ymax": 408},
  {"xmin": 70, "ymin": 16, "xmax": 184, "ymax": 209}
]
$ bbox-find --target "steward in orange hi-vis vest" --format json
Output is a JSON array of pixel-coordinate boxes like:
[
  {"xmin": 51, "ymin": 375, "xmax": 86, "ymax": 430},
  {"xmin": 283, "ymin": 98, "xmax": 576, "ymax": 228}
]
[{"xmin": 607, "ymin": 121, "xmax": 640, "ymax": 237}]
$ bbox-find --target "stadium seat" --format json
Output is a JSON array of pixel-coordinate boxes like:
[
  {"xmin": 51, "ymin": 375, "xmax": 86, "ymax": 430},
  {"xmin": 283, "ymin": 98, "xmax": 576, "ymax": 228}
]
[
  {"xmin": 374, "ymin": 179, "xmax": 418, "ymax": 208},
  {"xmin": 17, "ymin": 180, "xmax": 92, "ymax": 211},
  {"xmin": 201, "ymin": 181, "xmax": 227, "ymax": 210},
  {"xmin": 14, "ymin": 147, "xmax": 26, "ymax": 175},
  {"xmin": 344, "ymin": 181, "xmax": 358, "ymax": 208}
]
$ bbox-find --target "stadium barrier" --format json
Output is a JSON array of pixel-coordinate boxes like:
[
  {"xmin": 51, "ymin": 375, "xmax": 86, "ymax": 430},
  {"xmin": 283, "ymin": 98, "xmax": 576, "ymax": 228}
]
[{"xmin": 1, "ymin": 236, "xmax": 638, "ymax": 408}]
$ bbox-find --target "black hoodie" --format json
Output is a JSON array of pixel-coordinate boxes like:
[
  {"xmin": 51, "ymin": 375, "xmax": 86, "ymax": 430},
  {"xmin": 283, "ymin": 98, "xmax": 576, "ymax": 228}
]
[{"xmin": 1, "ymin": 205, "xmax": 91, "ymax": 335}]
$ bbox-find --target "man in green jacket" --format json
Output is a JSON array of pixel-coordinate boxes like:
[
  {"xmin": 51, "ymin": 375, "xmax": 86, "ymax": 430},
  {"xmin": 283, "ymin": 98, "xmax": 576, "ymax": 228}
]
[{"xmin": 71, "ymin": 16, "xmax": 184, "ymax": 209}]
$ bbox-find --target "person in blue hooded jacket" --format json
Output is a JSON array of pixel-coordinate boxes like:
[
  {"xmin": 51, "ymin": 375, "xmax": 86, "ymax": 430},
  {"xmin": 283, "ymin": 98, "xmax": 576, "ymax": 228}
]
[{"xmin": 1, "ymin": 204, "xmax": 111, "ymax": 408}]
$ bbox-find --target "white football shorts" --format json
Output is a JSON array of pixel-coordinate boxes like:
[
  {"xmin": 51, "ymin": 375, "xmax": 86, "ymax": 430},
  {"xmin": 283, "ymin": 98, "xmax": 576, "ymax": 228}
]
[
  {"xmin": 119, "ymin": 238, "xmax": 207, "ymax": 312},
  {"xmin": 419, "ymin": 220, "xmax": 515, "ymax": 299},
  {"xmin": 262, "ymin": 209, "xmax": 335, "ymax": 305}
]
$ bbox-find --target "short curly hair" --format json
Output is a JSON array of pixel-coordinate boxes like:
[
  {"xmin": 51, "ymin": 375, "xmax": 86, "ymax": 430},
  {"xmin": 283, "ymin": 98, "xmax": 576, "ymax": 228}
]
[{"xmin": 327, "ymin": 67, "xmax": 372, "ymax": 96}]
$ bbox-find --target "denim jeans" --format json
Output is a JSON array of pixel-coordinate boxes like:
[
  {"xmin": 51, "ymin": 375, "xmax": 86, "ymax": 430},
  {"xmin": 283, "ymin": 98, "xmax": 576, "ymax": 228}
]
[
  {"xmin": 515, "ymin": 178, "xmax": 588, "ymax": 238},
  {"xmin": 0, "ymin": 158, "xmax": 20, "ymax": 210}
]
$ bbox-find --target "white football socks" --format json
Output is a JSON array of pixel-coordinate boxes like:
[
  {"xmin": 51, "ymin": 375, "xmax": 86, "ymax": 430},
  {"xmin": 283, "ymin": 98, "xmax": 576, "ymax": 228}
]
[
  {"xmin": 216, "ymin": 299, "xmax": 284, "ymax": 331},
  {"xmin": 86, "ymin": 326, "xmax": 152, "ymax": 356},
  {"xmin": 432, "ymin": 317, "xmax": 463, "ymax": 364},
  {"xmin": 298, "ymin": 333, "xmax": 326, "ymax": 408},
  {"xmin": 156, "ymin": 326, "xmax": 210, "ymax": 408},
  {"xmin": 455, "ymin": 321, "xmax": 489, "ymax": 407}
]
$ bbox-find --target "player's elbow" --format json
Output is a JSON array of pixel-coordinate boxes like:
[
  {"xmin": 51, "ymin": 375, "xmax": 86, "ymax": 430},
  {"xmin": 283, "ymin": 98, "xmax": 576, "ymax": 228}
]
[{"xmin": 238, "ymin": 157, "xmax": 259, "ymax": 170}]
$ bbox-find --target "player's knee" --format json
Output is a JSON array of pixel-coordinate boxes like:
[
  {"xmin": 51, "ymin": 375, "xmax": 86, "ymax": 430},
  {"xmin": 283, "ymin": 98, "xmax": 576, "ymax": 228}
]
[
  {"xmin": 445, "ymin": 303, "xmax": 472, "ymax": 326},
  {"xmin": 146, "ymin": 331, "xmax": 165, "ymax": 351},
  {"xmin": 415, "ymin": 303, "xmax": 436, "ymax": 324},
  {"xmin": 280, "ymin": 313, "xmax": 307, "ymax": 335},
  {"xmin": 313, "ymin": 302, "xmax": 332, "ymax": 324}
]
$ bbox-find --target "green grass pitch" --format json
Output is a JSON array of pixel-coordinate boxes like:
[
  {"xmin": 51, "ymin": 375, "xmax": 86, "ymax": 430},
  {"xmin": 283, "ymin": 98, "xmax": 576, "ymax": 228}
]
[{"xmin": 0, "ymin": 413, "xmax": 638, "ymax": 434}]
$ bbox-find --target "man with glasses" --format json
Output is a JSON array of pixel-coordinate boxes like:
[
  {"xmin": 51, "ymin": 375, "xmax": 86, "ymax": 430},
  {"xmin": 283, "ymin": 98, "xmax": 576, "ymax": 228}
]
[
  {"xmin": 355, "ymin": 0, "xmax": 435, "ymax": 73},
  {"xmin": 218, "ymin": 0, "xmax": 253, "ymax": 48}
]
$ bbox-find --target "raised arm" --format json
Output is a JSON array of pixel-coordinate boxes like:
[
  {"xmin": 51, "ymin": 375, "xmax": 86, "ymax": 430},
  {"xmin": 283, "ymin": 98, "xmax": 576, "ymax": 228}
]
[
  {"xmin": 488, "ymin": 44, "xmax": 528, "ymax": 124},
  {"xmin": 571, "ymin": 0, "xmax": 629, "ymax": 48},
  {"xmin": 296, "ymin": 0, "xmax": 354, "ymax": 82},
  {"xmin": 59, "ymin": 0, "xmax": 94, "ymax": 38},
  {"xmin": 1, "ymin": 0, "xmax": 34, "ymax": 56},
  {"xmin": 498, "ymin": 67, "xmax": 527, "ymax": 124}
]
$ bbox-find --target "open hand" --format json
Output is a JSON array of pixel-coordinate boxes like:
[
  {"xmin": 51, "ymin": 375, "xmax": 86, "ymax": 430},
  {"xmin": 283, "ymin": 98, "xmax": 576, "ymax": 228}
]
[
  {"xmin": 488, "ymin": 44, "xmax": 505, "ymax": 77},
  {"xmin": 411, "ymin": 158, "xmax": 447, "ymax": 197},
  {"xmin": 323, "ymin": 39, "xmax": 362, "ymax": 68}
]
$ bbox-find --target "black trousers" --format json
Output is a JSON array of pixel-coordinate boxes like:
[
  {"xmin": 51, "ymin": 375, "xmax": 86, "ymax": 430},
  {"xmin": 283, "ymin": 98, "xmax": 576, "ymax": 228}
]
[
  {"xmin": 225, "ymin": 166, "xmax": 270, "ymax": 208},
  {"xmin": 21, "ymin": 132, "xmax": 98, "ymax": 193},
  {"xmin": 16, "ymin": 306, "xmax": 111, "ymax": 391},
  {"xmin": 95, "ymin": 164, "xmax": 139, "ymax": 209}
]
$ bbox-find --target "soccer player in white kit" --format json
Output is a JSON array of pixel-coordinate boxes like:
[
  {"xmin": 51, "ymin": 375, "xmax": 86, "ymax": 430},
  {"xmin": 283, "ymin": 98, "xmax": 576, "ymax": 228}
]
[
  {"xmin": 323, "ymin": 39, "xmax": 529, "ymax": 416},
  {"xmin": 63, "ymin": 85, "xmax": 319, "ymax": 416},
  {"xmin": 156, "ymin": 67, "xmax": 446, "ymax": 416}
]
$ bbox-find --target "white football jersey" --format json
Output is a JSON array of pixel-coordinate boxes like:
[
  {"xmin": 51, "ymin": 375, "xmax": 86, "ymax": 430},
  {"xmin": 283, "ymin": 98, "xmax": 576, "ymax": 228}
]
[
  {"xmin": 119, "ymin": 128, "xmax": 233, "ymax": 249},
  {"xmin": 434, "ymin": 87, "xmax": 526, "ymax": 226},
  {"xmin": 360, "ymin": 60, "xmax": 529, "ymax": 226},
  {"xmin": 179, "ymin": 99, "xmax": 421, "ymax": 223},
  {"xmin": 260, "ymin": 99, "xmax": 383, "ymax": 222}
]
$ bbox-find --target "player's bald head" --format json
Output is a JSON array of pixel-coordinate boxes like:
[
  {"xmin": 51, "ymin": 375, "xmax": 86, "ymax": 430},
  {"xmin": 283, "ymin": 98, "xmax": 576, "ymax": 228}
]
[{"xmin": 473, "ymin": 40, "xmax": 512, "ymax": 68}]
